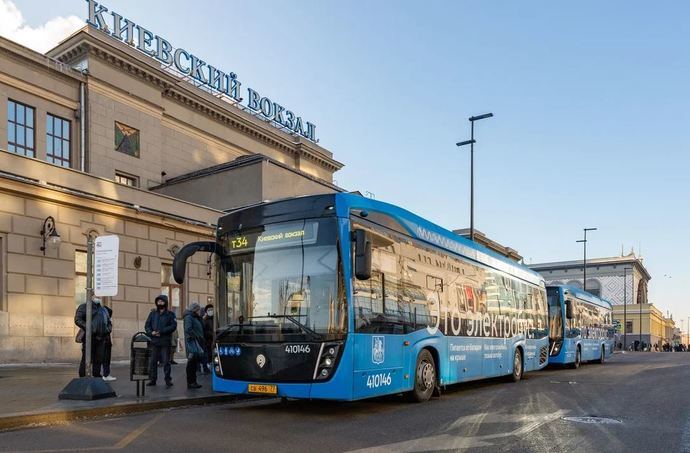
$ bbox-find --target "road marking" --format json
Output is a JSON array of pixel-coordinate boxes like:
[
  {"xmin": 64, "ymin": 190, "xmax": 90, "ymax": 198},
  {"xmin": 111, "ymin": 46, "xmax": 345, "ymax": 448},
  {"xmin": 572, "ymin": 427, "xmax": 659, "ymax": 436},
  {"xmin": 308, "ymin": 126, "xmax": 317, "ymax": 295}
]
[
  {"xmin": 7, "ymin": 413, "xmax": 163, "ymax": 452},
  {"xmin": 112, "ymin": 413, "xmax": 163, "ymax": 449},
  {"xmin": 347, "ymin": 410, "xmax": 568, "ymax": 452}
]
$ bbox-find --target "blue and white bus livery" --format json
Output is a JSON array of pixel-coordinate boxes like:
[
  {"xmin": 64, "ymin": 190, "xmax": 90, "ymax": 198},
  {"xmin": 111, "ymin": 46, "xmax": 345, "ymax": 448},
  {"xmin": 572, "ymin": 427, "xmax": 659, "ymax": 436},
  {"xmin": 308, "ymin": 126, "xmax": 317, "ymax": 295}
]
[
  {"xmin": 546, "ymin": 285, "xmax": 615, "ymax": 368},
  {"xmin": 172, "ymin": 193, "xmax": 549, "ymax": 402}
]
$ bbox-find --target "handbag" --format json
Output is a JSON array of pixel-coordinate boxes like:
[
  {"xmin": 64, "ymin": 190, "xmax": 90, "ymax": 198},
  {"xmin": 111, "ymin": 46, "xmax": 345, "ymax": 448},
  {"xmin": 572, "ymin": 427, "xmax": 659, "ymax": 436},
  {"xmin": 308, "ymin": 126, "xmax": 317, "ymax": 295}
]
[
  {"xmin": 75, "ymin": 328, "xmax": 85, "ymax": 343},
  {"xmin": 186, "ymin": 338, "xmax": 205, "ymax": 361}
]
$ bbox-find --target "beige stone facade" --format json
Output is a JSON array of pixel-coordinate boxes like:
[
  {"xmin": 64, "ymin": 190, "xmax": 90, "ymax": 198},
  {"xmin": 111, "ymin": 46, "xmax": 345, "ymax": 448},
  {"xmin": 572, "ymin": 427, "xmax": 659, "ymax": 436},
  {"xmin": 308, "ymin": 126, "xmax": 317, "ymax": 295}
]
[{"xmin": 0, "ymin": 26, "xmax": 343, "ymax": 362}]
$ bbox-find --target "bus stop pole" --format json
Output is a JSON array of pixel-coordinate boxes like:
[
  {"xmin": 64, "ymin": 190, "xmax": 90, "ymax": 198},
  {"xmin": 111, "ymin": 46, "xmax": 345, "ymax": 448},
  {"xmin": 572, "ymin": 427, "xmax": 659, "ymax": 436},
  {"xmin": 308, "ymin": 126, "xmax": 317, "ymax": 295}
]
[{"xmin": 85, "ymin": 235, "xmax": 94, "ymax": 377}]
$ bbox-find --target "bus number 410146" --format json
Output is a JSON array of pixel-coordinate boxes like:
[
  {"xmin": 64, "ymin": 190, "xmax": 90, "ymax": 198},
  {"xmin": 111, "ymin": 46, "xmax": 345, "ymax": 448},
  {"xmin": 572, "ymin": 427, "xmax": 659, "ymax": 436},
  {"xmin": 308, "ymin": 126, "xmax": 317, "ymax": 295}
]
[{"xmin": 366, "ymin": 373, "xmax": 392, "ymax": 389}]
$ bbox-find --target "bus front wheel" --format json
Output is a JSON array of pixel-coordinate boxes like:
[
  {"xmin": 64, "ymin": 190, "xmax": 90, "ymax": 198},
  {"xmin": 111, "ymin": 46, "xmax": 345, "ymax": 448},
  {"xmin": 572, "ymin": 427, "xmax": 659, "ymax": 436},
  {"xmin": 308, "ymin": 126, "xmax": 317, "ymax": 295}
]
[
  {"xmin": 511, "ymin": 348, "xmax": 523, "ymax": 382},
  {"xmin": 408, "ymin": 349, "xmax": 436, "ymax": 403}
]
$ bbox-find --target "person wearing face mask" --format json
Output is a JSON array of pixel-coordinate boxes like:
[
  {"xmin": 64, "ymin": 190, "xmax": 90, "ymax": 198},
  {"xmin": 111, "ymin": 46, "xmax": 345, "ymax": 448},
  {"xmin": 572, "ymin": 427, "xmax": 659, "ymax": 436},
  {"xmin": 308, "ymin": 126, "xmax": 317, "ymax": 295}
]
[
  {"xmin": 145, "ymin": 295, "xmax": 177, "ymax": 387},
  {"xmin": 74, "ymin": 297, "xmax": 112, "ymax": 378},
  {"xmin": 202, "ymin": 304, "xmax": 215, "ymax": 374}
]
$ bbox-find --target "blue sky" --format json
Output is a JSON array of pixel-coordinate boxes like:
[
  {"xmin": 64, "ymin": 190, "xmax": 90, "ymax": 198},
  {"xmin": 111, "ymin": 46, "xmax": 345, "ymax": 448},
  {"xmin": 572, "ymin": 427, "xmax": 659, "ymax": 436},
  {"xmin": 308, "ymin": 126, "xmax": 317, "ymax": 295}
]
[{"xmin": 10, "ymin": 1, "xmax": 690, "ymax": 325}]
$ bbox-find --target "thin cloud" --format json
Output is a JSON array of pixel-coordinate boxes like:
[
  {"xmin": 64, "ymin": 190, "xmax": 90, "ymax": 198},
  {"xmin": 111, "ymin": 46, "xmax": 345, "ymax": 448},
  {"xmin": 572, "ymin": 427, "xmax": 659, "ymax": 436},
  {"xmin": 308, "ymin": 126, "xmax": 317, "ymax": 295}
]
[{"xmin": 0, "ymin": 0, "xmax": 83, "ymax": 53}]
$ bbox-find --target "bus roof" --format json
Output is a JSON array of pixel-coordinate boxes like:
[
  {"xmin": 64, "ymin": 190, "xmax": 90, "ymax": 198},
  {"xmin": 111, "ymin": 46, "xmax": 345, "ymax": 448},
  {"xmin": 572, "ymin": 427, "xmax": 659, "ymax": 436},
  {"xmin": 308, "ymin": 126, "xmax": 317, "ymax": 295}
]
[
  {"xmin": 219, "ymin": 193, "xmax": 545, "ymax": 287},
  {"xmin": 332, "ymin": 193, "xmax": 544, "ymax": 287},
  {"xmin": 548, "ymin": 285, "xmax": 613, "ymax": 310}
]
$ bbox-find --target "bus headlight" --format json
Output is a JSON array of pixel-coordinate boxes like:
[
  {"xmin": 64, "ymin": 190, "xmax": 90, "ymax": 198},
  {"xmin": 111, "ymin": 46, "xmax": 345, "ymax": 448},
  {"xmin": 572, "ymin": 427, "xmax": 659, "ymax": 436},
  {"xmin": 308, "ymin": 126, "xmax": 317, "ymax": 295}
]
[
  {"xmin": 214, "ymin": 356, "xmax": 220, "ymax": 364},
  {"xmin": 315, "ymin": 342, "xmax": 342, "ymax": 381}
]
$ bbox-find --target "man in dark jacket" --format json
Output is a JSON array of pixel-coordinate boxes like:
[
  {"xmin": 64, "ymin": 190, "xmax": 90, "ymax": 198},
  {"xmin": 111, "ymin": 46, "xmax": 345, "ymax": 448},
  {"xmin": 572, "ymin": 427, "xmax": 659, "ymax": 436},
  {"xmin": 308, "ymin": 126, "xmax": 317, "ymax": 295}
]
[
  {"xmin": 145, "ymin": 295, "xmax": 177, "ymax": 386},
  {"xmin": 75, "ymin": 297, "xmax": 112, "ymax": 378}
]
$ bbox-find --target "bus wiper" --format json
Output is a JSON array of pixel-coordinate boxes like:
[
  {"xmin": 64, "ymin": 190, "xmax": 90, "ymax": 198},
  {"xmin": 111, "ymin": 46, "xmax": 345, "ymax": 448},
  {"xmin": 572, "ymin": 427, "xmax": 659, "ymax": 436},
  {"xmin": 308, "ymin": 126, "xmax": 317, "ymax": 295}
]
[
  {"xmin": 215, "ymin": 318, "xmax": 253, "ymax": 341},
  {"xmin": 251, "ymin": 314, "xmax": 323, "ymax": 340}
]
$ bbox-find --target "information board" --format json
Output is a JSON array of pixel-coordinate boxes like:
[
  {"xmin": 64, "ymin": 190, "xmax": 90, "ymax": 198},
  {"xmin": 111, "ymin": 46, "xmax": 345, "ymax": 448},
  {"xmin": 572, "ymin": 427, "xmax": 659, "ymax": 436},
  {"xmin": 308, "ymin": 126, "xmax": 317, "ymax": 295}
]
[{"xmin": 94, "ymin": 235, "xmax": 119, "ymax": 297}]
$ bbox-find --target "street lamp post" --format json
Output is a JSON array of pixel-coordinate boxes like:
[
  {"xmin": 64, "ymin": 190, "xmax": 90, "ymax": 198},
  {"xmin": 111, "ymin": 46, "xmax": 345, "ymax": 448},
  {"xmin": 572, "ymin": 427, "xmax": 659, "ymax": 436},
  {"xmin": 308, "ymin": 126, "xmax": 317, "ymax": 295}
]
[
  {"xmin": 456, "ymin": 112, "xmax": 493, "ymax": 242},
  {"xmin": 576, "ymin": 227, "xmax": 597, "ymax": 292},
  {"xmin": 623, "ymin": 266, "xmax": 633, "ymax": 351}
]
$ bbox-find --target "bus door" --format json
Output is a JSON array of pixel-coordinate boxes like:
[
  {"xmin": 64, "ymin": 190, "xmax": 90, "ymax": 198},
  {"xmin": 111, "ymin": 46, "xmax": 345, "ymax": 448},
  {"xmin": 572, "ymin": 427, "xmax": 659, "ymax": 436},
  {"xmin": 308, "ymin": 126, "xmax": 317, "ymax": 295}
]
[
  {"xmin": 352, "ymin": 272, "xmax": 405, "ymax": 399},
  {"xmin": 447, "ymin": 285, "xmax": 484, "ymax": 382}
]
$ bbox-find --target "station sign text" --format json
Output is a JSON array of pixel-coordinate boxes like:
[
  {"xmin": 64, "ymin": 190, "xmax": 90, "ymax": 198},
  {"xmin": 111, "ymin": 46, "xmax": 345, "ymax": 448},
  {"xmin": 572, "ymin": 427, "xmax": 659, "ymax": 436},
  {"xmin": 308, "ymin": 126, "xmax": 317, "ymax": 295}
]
[{"xmin": 85, "ymin": 0, "xmax": 317, "ymax": 142}]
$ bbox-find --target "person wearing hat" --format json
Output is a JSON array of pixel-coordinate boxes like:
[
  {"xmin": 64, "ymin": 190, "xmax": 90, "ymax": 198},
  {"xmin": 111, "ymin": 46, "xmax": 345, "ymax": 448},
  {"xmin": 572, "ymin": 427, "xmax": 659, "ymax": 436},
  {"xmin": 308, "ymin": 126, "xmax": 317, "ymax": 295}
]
[
  {"xmin": 184, "ymin": 302, "xmax": 205, "ymax": 389},
  {"xmin": 145, "ymin": 294, "xmax": 177, "ymax": 387}
]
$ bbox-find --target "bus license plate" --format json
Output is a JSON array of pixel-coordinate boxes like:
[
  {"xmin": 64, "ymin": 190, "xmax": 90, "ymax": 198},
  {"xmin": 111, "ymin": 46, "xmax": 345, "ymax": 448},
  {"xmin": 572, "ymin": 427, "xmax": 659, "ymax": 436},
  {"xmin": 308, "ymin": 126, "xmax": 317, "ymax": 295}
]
[{"xmin": 248, "ymin": 384, "xmax": 277, "ymax": 395}]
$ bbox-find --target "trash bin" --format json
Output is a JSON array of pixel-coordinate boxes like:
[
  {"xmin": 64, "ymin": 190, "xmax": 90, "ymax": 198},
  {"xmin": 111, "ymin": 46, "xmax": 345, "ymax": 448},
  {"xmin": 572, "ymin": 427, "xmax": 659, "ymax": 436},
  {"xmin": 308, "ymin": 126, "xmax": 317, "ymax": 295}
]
[{"xmin": 130, "ymin": 332, "xmax": 152, "ymax": 397}]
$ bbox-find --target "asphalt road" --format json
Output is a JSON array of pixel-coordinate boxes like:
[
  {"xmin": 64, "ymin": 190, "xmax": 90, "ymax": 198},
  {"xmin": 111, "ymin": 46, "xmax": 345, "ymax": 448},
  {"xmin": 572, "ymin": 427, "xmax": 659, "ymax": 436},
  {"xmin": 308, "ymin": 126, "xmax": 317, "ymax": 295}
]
[{"xmin": 1, "ymin": 352, "xmax": 689, "ymax": 453}]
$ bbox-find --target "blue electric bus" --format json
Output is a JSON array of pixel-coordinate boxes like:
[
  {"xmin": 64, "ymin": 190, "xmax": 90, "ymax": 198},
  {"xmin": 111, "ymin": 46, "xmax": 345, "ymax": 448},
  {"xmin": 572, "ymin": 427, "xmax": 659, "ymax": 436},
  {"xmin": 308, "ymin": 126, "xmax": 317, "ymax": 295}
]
[
  {"xmin": 546, "ymin": 285, "xmax": 615, "ymax": 368},
  {"xmin": 172, "ymin": 193, "xmax": 549, "ymax": 402}
]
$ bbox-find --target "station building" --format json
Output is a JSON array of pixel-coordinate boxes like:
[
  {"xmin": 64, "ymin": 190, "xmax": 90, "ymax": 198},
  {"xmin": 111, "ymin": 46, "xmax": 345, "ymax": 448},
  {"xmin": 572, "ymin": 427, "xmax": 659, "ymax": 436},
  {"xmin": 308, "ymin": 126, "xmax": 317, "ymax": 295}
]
[
  {"xmin": 531, "ymin": 253, "xmax": 676, "ymax": 349},
  {"xmin": 0, "ymin": 23, "xmax": 343, "ymax": 362}
]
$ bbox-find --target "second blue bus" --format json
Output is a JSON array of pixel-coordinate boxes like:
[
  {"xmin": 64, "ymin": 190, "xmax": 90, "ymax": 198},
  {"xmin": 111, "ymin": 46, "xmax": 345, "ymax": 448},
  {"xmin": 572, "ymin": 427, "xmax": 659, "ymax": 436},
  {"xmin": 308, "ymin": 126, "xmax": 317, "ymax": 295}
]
[{"xmin": 547, "ymin": 285, "xmax": 615, "ymax": 368}]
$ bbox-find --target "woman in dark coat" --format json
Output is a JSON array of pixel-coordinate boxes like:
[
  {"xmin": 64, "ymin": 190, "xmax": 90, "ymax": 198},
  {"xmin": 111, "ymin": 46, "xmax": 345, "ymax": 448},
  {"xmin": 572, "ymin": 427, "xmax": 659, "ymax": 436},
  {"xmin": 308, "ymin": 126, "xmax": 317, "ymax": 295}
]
[{"xmin": 184, "ymin": 303, "xmax": 205, "ymax": 389}]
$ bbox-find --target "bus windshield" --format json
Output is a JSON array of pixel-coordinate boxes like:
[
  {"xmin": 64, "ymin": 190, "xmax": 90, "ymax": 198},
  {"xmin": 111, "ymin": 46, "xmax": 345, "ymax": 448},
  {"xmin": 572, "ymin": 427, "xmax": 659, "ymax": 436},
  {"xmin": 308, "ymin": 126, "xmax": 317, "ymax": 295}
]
[
  {"xmin": 547, "ymin": 288, "xmax": 563, "ymax": 342},
  {"xmin": 219, "ymin": 218, "xmax": 346, "ymax": 339}
]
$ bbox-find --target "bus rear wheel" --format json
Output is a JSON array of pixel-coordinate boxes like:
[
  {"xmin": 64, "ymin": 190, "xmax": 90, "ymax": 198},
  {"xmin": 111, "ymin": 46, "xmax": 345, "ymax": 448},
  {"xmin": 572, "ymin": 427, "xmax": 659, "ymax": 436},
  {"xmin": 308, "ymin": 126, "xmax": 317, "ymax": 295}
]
[
  {"xmin": 598, "ymin": 346, "xmax": 605, "ymax": 364},
  {"xmin": 408, "ymin": 349, "xmax": 436, "ymax": 403},
  {"xmin": 511, "ymin": 348, "xmax": 523, "ymax": 382},
  {"xmin": 571, "ymin": 347, "xmax": 581, "ymax": 369}
]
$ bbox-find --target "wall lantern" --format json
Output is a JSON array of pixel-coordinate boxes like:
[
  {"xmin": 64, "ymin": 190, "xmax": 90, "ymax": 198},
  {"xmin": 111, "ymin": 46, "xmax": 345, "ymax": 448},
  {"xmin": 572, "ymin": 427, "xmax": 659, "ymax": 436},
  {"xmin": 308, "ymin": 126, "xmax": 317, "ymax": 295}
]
[{"xmin": 40, "ymin": 216, "xmax": 61, "ymax": 255}]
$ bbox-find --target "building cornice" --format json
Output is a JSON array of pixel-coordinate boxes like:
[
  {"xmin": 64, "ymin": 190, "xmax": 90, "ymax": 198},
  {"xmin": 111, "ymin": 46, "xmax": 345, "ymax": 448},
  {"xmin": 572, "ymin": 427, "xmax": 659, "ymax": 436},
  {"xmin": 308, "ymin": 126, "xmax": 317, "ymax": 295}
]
[
  {"xmin": 47, "ymin": 28, "xmax": 344, "ymax": 173},
  {"xmin": 531, "ymin": 256, "xmax": 652, "ymax": 281}
]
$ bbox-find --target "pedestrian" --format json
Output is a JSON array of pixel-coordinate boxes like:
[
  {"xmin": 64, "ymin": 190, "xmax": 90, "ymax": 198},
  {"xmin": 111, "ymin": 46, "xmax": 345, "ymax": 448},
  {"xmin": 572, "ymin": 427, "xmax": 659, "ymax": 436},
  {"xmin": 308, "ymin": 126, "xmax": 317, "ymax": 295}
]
[
  {"xmin": 170, "ymin": 308, "xmax": 179, "ymax": 365},
  {"xmin": 74, "ymin": 296, "xmax": 112, "ymax": 378},
  {"xmin": 202, "ymin": 304, "xmax": 215, "ymax": 374},
  {"xmin": 102, "ymin": 304, "xmax": 116, "ymax": 381},
  {"xmin": 184, "ymin": 302, "xmax": 205, "ymax": 389},
  {"xmin": 145, "ymin": 295, "xmax": 177, "ymax": 387}
]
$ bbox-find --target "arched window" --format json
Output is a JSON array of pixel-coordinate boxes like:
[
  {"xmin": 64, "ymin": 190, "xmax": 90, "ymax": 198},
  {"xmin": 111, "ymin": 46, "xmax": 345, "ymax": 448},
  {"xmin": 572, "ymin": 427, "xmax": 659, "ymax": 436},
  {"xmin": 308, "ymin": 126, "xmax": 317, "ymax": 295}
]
[
  {"xmin": 566, "ymin": 280, "xmax": 582, "ymax": 289},
  {"xmin": 637, "ymin": 280, "xmax": 648, "ymax": 304}
]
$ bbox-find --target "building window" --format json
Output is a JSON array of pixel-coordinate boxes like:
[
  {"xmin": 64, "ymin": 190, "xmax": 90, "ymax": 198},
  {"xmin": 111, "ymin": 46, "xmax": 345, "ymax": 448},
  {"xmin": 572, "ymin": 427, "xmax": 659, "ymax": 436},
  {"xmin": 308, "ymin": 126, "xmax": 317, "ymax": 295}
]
[
  {"xmin": 115, "ymin": 171, "xmax": 139, "ymax": 187},
  {"xmin": 46, "ymin": 114, "xmax": 71, "ymax": 167},
  {"xmin": 161, "ymin": 263, "xmax": 183, "ymax": 317},
  {"xmin": 625, "ymin": 321, "xmax": 633, "ymax": 334},
  {"xmin": 75, "ymin": 250, "xmax": 88, "ymax": 307},
  {"xmin": 114, "ymin": 121, "xmax": 140, "ymax": 157},
  {"xmin": 7, "ymin": 100, "xmax": 35, "ymax": 157}
]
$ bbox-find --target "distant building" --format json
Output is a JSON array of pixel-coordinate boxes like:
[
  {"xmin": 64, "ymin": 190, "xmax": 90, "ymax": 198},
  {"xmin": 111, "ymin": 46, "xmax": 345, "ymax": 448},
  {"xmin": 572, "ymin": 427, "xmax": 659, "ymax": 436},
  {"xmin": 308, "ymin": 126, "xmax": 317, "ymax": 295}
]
[
  {"xmin": 453, "ymin": 229, "xmax": 522, "ymax": 262},
  {"xmin": 611, "ymin": 304, "xmax": 673, "ymax": 349},
  {"xmin": 529, "ymin": 252, "xmax": 650, "ymax": 303},
  {"xmin": 530, "ymin": 253, "xmax": 679, "ymax": 349}
]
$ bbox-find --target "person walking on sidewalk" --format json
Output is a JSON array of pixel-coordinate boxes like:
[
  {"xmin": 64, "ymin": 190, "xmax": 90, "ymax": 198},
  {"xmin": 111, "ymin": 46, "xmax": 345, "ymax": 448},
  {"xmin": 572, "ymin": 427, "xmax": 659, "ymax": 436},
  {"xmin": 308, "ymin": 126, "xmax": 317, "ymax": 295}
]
[
  {"xmin": 102, "ymin": 304, "xmax": 116, "ymax": 381},
  {"xmin": 145, "ymin": 295, "xmax": 177, "ymax": 387},
  {"xmin": 75, "ymin": 297, "xmax": 112, "ymax": 378},
  {"xmin": 184, "ymin": 303, "xmax": 205, "ymax": 389}
]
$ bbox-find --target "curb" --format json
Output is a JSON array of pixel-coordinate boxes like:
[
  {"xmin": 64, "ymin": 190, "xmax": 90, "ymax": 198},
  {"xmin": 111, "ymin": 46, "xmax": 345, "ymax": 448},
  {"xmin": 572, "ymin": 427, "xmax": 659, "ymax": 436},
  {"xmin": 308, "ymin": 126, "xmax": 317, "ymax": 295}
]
[{"xmin": 0, "ymin": 394, "xmax": 254, "ymax": 432}]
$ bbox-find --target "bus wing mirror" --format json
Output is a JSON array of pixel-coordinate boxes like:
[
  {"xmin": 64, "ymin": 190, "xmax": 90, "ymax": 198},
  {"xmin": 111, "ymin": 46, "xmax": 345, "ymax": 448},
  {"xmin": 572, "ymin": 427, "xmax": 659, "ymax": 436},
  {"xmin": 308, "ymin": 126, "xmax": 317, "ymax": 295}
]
[
  {"xmin": 172, "ymin": 241, "xmax": 221, "ymax": 284},
  {"xmin": 565, "ymin": 300, "xmax": 572, "ymax": 319},
  {"xmin": 353, "ymin": 229, "xmax": 372, "ymax": 280}
]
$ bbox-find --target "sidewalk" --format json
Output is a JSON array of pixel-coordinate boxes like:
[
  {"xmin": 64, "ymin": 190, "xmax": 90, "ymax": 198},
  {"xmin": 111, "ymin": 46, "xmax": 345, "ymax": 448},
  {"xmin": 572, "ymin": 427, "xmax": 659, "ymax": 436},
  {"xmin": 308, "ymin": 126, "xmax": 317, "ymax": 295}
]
[{"xmin": 0, "ymin": 361, "xmax": 250, "ymax": 431}]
